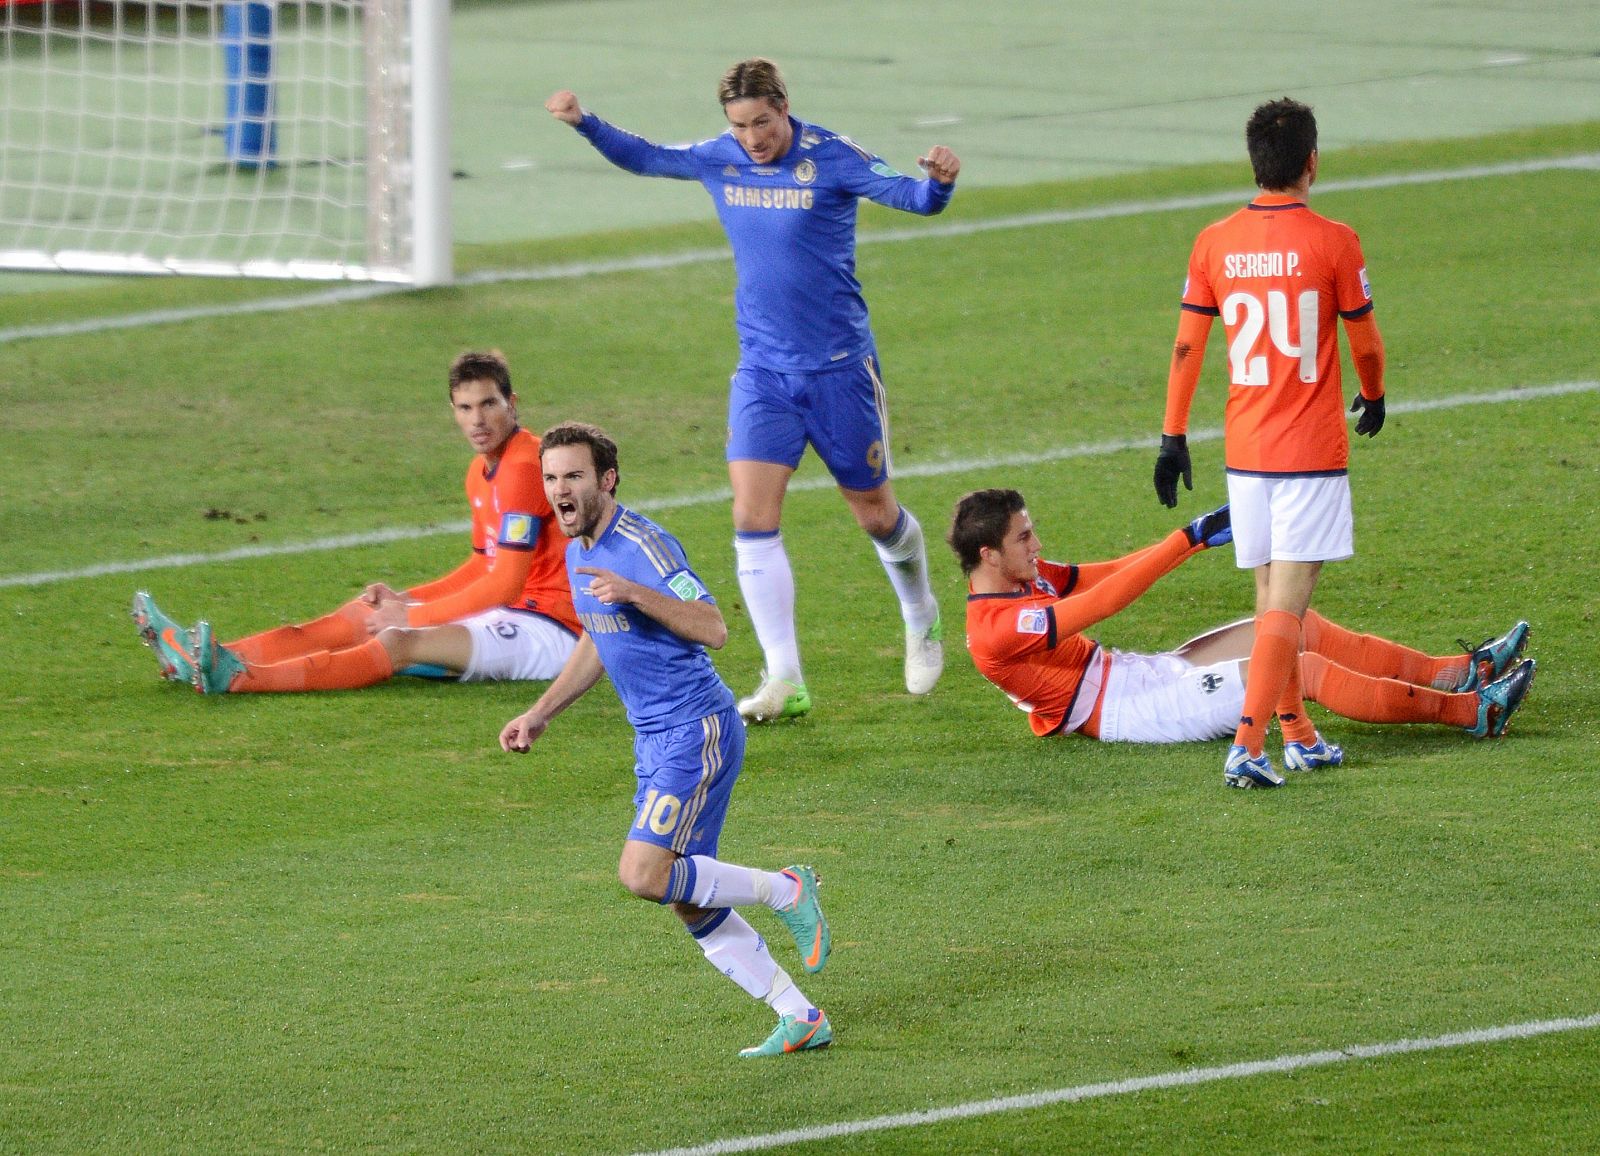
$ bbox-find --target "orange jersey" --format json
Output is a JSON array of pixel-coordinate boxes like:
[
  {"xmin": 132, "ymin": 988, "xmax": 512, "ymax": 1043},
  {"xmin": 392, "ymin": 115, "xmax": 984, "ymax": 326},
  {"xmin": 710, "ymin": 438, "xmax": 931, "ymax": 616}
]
[
  {"xmin": 964, "ymin": 531, "xmax": 1196, "ymax": 736},
  {"xmin": 407, "ymin": 427, "xmax": 579, "ymax": 636},
  {"xmin": 1172, "ymin": 194, "xmax": 1375, "ymax": 475}
]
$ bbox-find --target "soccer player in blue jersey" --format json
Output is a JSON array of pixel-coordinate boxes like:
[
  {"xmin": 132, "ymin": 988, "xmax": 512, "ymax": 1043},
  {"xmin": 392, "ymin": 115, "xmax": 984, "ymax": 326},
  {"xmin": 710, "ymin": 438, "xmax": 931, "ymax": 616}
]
[
  {"xmin": 499, "ymin": 422, "xmax": 833, "ymax": 1057},
  {"xmin": 545, "ymin": 58, "xmax": 961, "ymax": 722}
]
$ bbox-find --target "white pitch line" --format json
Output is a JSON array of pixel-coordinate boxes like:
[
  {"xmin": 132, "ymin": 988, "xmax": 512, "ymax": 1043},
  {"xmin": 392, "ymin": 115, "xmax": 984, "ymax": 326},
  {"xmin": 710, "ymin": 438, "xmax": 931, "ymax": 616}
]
[
  {"xmin": 4, "ymin": 381, "xmax": 1595, "ymax": 590},
  {"xmin": 633, "ymin": 1011, "xmax": 1600, "ymax": 1156},
  {"xmin": 2, "ymin": 380, "xmax": 1593, "ymax": 592},
  {"xmin": 1, "ymin": 153, "xmax": 1594, "ymax": 347}
]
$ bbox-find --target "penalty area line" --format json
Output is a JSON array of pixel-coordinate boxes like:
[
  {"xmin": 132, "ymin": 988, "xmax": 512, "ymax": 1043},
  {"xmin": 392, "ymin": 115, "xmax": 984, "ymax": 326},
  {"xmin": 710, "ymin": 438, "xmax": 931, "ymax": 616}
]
[
  {"xmin": 632, "ymin": 1011, "xmax": 1600, "ymax": 1156},
  {"xmin": 2, "ymin": 379, "xmax": 1594, "ymax": 591}
]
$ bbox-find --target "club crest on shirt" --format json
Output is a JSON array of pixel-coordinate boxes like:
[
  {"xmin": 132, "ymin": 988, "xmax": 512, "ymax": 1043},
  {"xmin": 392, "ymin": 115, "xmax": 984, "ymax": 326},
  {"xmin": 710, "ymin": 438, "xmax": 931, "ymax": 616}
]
[
  {"xmin": 1016, "ymin": 608, "xmax": 1049, "ymax": 635},
  {"xmin": 499, "ymin": 512, "xmax": 535, "ymax": 546},
  {"xmin": 793, "ymin": 159, "xmax": 816, "ymax": 185},
  {"xmin": 667, "ymin": 571, "xmax": 707, "ymax": 602}
]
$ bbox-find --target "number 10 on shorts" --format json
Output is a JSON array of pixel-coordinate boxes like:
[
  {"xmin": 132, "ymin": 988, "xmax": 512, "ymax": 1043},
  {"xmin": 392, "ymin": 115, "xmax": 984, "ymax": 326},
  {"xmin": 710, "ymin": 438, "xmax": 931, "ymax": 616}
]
[{"xmin": 635, "ymin": 789, "xmax": 683, "ymax": 836}]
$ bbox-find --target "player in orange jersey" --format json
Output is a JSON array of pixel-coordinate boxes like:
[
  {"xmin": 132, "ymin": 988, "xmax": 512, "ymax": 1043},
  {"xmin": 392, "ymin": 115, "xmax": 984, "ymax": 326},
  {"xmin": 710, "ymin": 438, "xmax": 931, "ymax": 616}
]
[
  {"xmin": 1153, "ymin": 97, "xmax": 1390, "ymax": 787},
  {"xmin": 952, "ymin": 489, "xmax": 1535, "ymax": 775},
  {"xmin": 132, "ymin": 350, "xmax": 580, "ymax": 694}
]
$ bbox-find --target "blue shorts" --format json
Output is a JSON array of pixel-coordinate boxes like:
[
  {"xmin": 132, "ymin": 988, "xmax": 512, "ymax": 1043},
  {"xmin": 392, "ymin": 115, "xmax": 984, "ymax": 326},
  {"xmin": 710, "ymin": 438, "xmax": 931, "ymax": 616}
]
[
  {"xmin": 726, "ymin": 352, "xmax": 892, "ymax": 491},
  {"xmin": 626, "ymin": 705, "xmax": 745, "ymax": 857}
]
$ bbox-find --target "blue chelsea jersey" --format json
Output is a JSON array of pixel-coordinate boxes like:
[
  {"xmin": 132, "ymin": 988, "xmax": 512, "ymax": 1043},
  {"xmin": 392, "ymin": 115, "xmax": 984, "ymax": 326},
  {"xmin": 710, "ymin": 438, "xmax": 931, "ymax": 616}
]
[
  {"xmin": 568, "ymin": 504, "xmax": 735, "ymax": 732},
  {"xmin": 576, "ymin": 113, "xmax": 954, "ymax": 373}
]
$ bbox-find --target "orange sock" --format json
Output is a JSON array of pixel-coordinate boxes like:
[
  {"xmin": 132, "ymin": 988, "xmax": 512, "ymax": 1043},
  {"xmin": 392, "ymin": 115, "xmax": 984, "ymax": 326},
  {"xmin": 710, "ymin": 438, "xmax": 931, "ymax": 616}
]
[
  {"xmin": 1302, "ymin": 610, "xmax": 1466, "ymax": 690},
  {"xmin": 1273, "ymin": 617, "xmax": 1319, "ymax": 745},
  {"xmin": 1300, "ymin": 653, "xmax": 1476, "ymax": 727},
  {"xmin": 233, "ymin": 638, "xmax": 395, "ymax": 693},
  {"xmin": 228, "ymin": 602, "xmax": 373, "ymax": 666},
  {"xmin": 1235, "ymin": 609, "xmax": 1300, "ymax": 756}
]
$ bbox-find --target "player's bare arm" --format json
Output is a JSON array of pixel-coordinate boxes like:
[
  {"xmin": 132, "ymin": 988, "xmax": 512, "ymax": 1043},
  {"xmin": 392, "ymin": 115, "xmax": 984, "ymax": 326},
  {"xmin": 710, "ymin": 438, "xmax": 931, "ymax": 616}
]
[
  {"xmin": 500, "ymin": 633, "xmax": 606, "ymax": 752},
  {"xmin": 917, "ymin": 145, "xmax": 960, "ymax": 184},
  {"xmin": 545, "ymin": 90, "xmax": 583, "ymax": 126},
  {"xmin": 575, "ymin": 565, "xmax": 728, "ymax": 650}
]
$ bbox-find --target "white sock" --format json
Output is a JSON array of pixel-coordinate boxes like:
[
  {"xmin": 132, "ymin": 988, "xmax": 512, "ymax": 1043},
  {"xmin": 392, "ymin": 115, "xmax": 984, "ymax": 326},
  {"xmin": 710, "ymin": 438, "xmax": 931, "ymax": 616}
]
[
  {"xmin": 734, "ymin": 530, "xmax": 802, "ymax": 684},
  {"xmin": 691, "ymin": 910, "xmax": 780, "ymax": 999},
  {"xmin": 872, "ymin": 506, "xmax": 938, "ymax": 632},
  {"xmin": 679, "ymin": 855, "xmax": 799, "ymax": 910},
  {"xmin": 765, "ymin": 968, "xmax": 814, "ymax": 1019}
]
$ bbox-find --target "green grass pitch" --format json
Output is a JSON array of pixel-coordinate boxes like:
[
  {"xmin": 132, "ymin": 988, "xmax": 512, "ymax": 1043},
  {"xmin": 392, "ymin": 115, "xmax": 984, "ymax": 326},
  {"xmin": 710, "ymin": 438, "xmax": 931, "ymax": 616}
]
[{"xmin": 1, "ymin": 123, "xmax": 1598, "ymax": 1153}]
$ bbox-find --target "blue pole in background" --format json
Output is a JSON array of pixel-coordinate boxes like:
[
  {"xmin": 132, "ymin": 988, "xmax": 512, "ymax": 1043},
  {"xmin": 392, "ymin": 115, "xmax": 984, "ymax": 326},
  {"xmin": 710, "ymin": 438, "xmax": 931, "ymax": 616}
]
[{"xmin": 221, "ymin": 2, "xmax": 277, "ymax": 168}]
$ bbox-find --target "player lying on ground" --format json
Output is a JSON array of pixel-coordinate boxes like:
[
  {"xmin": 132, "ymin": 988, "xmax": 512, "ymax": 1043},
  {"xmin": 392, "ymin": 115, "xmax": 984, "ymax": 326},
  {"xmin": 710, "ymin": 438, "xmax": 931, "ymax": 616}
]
[
  {"xmin": 133, "ymin": 350, "xmax": 579, "ymax": 694},
  {"xmin": 499, "ymin": 422, "xmax": 832, "ymax": 1058},
  {"xmin": 949, "ymin": 489, "xmax": 1535, "ymax": 789},
  {"xmin": 546, "ymin": 57, "xmax": 959, "ymax": 722}
]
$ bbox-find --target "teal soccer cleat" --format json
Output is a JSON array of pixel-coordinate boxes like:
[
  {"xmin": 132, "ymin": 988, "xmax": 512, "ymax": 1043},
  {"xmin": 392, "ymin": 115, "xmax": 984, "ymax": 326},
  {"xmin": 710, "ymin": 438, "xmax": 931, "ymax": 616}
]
[
  {"xmin": 1466, "ymin": 658, "xmax": 1536, "ymax": 738},
  {"xmin": 775, "ymin": 865, "xmax": 830, "ymax": 974},
  {"xmin": 131, "ymin": 591, "xmax": 195, "ymax": 682},
  {"xmin": 1454, "ymin": 621, "xmax": 1531, "ymax": 692},
  {"xmin": 192, "ymin": 620, "xmax": 247, "ymax": 695},
  {"xmin": 738, "ymin": 1008, "xmax": 832, "ymax": 1058}
]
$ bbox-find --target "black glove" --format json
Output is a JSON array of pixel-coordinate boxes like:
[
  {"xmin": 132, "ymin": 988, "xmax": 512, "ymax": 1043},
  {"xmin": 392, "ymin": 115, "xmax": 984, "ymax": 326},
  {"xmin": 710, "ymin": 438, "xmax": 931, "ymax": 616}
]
[
  {"xmin": 1184, "ymin": 503, "xmax": 1231, "ymax": 548},
  {"xmin": 1350, "ymin": 393, "xmax": 1385, "ymax": 437},
  {"xmin": 1154, "ymin": 434, "xmax": 1192, "ymax": 508}
]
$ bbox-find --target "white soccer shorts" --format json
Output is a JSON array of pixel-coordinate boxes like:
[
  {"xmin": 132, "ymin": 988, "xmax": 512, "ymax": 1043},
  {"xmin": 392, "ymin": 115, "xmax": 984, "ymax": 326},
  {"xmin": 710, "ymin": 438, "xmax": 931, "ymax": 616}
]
[
  {"xmin": 1095, "ymin": 650, "xmax": 1246, "ymax": 744},
  {"xmin": 1226, "ymin": 472, "xmax": 1354, "ymax": 569},
  {"xmin": 458, "ymin": 608, "xmax": 577, "ymax": 682}
]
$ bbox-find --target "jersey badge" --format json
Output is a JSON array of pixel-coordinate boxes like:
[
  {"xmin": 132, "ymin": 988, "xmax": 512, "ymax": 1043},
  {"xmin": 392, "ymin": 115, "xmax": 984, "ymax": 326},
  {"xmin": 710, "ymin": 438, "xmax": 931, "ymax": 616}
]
[
  {"xmin": 793, "ymin": 159, "xmax": 816, "ymax": 185},
  {"xmin": 870, "ymin": 161, "xmax": 902, "ymax": 179},
  {"xmin": 1358, "ymin": 266, "xmax": 1372, "ymax": 300},
  {"xmin": 667, "ymin": 571, "xmax": 707, "ymax": 602},
  {"xmin": 499, "ymin": 512, "xmax": 536, "ymax": 546},
  {"xmin": 1035, "ymin": 577, "xmax": 1058, "ymax": 597},
  {"xmin": 1016, "ymin": 608, "xmax": 1049, "ymax": 636}
]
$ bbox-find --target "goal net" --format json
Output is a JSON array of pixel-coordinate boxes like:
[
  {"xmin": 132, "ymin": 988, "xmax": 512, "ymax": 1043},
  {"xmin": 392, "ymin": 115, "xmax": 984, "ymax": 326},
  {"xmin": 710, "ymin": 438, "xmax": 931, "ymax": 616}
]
[{"xmin": 0, "ymin": 0, "xmax": 450, "ymax": 284}]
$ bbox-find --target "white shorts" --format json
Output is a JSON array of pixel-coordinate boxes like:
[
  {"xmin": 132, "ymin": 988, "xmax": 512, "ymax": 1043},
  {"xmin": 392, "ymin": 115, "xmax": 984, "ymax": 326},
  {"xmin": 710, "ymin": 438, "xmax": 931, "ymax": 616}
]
[
  {"xmin": 1226, "ymin": 472, "xmax": 1353, "ymax": 569},
  {"xmin": 458, "ymin": 609, "xmax": 577, "ymax": 682},
  {"xmin": 1096, "ymin": 650, "xmax": 1245, "ymax": 744}
]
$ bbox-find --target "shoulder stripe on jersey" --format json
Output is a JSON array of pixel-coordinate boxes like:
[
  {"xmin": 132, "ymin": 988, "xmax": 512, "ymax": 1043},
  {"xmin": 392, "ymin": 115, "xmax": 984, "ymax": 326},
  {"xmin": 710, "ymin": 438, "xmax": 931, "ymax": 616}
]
[
  {"xmin": 1181, "ymin": 302, "xmax": 1221, "ymax": 317},
  {"xmin": 1339, "ymin": 301, "xmax": 1375, "ymax": 320},
  {"xmin": 614, "ymin": 510, "xmax": 677, "ymax": 576}
]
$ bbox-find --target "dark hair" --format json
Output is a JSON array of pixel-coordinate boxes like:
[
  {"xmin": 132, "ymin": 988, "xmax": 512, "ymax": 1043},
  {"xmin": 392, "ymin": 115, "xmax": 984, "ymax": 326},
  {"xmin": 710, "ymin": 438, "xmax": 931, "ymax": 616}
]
[
  {"xmin": 1246, "ymin": 98, "xmax": 1318, "ymax": 191},
  {"xmin": 948, "ymin": 488, "xmax": 1027, "ymax": 575},
  {"xmin": 448, "ymin": 349, "xmax": 513, "ymax": 401},
  {"xmin": 540, "ymin": 421, "xmax": 620, "ymax": 493},
  {"xmin": 718, "ymin": 58, "xmax": 787, "ymax": 109}
]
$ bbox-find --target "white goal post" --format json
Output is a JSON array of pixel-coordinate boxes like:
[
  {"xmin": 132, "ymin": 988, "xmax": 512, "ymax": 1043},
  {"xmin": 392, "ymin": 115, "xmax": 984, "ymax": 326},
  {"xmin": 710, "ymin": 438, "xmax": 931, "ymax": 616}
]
[{"xmin": 0, "ymin": 0, "xmax": 450, "ymax": 285}]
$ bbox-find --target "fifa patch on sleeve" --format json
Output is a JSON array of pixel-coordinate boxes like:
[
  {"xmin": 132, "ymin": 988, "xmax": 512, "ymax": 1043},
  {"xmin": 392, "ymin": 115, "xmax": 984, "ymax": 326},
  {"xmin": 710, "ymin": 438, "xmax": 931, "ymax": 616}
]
[
  {"xmin": 1359, "ymin": 266, "xmax": 1372, "ymax": 300},
  {"xmin": 667, "ymin": 571, "xmax": 707, "ymax": 602},
  {"xmin": 498, "ymin": 512, "xmax": 538, "ymax": 547},
  {"xmin": 1016, "ymin": 608, "xmax": 1049, "ymax": 635}
]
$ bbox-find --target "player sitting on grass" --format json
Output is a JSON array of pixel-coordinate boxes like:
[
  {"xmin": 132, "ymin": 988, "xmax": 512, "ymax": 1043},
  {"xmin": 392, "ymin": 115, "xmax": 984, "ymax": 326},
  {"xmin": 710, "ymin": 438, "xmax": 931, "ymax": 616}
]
[
  {"xmin": 132, "ymin": 350, "xmax": 580, "ymax": 694},
  {"xmin": 950, "ymin": 488, "xmax": 1535, "ymax": 788}
]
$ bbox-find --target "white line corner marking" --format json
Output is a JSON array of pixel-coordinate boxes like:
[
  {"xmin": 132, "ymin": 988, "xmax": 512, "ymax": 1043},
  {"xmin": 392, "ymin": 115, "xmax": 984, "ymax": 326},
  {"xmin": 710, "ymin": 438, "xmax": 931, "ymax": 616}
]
[{"xmin": 635, "ymin": 1011, "xmax": 1600, "ymax": 1156}]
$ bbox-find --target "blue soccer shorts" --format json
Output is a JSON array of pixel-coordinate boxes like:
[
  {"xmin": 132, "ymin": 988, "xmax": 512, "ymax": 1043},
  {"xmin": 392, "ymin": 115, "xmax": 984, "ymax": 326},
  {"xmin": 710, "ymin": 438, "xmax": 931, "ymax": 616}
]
[
  {"xmin": 726, "ymin": 351, "xmax": 892, "ymax": 491},
  {"xmin": 626, "ymin": 705, "xmax": 745, "ymax": 858}
]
